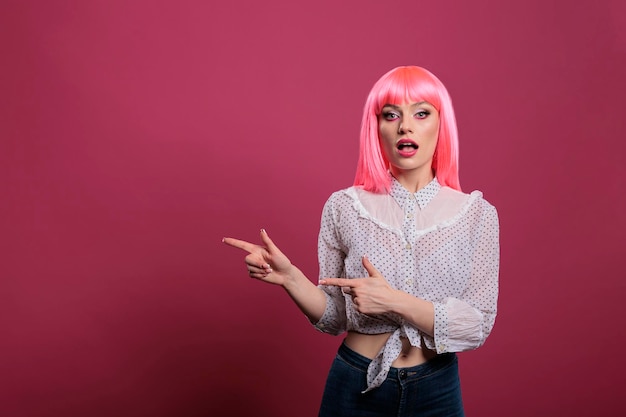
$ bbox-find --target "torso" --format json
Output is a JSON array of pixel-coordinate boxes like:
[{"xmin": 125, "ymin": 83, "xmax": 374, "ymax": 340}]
[{"xmin": 344, "ymin": 331, "xmax": 436, "ymax": 367}]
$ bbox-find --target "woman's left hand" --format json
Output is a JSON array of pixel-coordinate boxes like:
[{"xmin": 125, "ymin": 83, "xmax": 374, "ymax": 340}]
[{"xmin": 320, "ymin": 256, "xmax": 398, "ymax": 315}]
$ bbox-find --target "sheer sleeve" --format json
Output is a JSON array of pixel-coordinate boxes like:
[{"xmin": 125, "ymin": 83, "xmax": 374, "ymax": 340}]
[
  {"xmin": 312, "ymin": 194, "xmax": 348, "ymax": 335},
  {"xmin": 430, "ymin": 200, "xmax": 500, "ymax": 353}
]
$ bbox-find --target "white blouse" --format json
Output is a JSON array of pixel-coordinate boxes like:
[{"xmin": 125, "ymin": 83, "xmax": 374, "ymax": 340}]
[{"xmin": 314, "ymin": 177, "xmax": 500, "ymax": 392}]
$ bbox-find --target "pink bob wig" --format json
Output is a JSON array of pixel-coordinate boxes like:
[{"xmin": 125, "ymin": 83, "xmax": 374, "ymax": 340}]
[{"xmin": 353, "ymin": 66, "xmax": 461, "ymax": 193}]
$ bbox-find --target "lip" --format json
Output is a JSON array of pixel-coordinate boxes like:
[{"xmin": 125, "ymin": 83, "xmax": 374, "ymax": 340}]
[{"xmin": 396, "ymin": 139, "xmax": 418, "ymax": 157}]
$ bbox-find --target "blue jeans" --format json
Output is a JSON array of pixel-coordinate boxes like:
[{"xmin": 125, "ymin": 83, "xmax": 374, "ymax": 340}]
[{"xmin": 319, "ymin": 342, "xmax": 464, "ymax": 417}]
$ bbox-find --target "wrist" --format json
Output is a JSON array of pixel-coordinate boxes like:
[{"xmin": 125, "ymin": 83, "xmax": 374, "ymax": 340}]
[
  {"xmin": 387, "ymin": 288, "xmax": 408, "ymax": 315},
  {"xmin": 280, "ymin": 264, "xmax": 301, "ymax": 290}
]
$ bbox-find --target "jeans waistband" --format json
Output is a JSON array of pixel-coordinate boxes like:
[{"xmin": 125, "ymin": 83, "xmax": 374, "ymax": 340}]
[{"xmin": 337, "ymin": 341, "xmax": 457, "ymax": 381}]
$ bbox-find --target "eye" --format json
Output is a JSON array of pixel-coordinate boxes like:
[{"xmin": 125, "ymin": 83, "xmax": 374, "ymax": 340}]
[
  {"xmin": 414, "ymin": 110, "xmax": 430, "ymax": 119},
  {"xmin": 381, "ymin": 111, "xmax": 400, "ymax": 121}
]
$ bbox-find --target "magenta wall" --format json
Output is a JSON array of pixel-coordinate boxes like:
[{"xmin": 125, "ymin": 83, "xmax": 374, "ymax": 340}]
[{"xmin": 2, "ymin": 1, "xmax": 625, "ymax": 416}]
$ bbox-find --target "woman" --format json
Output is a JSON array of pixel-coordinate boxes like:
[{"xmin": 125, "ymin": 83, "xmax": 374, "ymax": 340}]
[{"xmin": 223, "ymin": 66, "xmax": 499, "ymax": 416}]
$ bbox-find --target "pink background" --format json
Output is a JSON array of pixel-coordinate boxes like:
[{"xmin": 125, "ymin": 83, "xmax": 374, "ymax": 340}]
[{"xmin": 2, "ymin": 1, "xmax": 625, "ymax": 416}]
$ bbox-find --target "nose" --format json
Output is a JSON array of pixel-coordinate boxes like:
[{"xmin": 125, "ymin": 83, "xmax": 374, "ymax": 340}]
[{"xmin": 398, "ymin": 116, "xmax": 413, "ymax": 134}]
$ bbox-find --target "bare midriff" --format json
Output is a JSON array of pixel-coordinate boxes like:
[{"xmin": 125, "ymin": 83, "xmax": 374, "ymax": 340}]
[{"xmin": 343, "ymin": 331, "xmax": 436, "ymax": 367}]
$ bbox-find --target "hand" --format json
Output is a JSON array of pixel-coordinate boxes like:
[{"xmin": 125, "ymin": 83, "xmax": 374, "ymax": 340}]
[
  {"xmin": 320, "ymin": 256, "xmax": 398, "ymax": 315},
  {"xmin": 222, "ymin": 229, "xmax": 294, "ymax": 286}
]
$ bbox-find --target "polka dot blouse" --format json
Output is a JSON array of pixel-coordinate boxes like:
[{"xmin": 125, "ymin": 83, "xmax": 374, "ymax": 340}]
[{"xmin": 314, "ymin": 176, "xmax": 500, "ymax": 392}]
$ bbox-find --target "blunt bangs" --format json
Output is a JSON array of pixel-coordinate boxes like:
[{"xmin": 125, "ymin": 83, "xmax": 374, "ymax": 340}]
[{"xmin": 372, "ymin": 67, "xmax": 442, "ymax": 114}]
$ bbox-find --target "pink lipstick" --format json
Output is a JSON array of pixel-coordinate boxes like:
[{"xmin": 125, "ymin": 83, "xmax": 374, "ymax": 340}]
[{"xmin": 396, "ymin": 139, "xmax": 418, "ymax": 157}]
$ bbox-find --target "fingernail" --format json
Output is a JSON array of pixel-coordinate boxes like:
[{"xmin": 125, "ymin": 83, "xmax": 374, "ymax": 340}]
[
  {"xmin": 319, "ymin": 279, "xmax": 326, "ymax": 285},
  {"xmin": 261, "ymin": 228, "xmax": 266, "ymax": 234}
]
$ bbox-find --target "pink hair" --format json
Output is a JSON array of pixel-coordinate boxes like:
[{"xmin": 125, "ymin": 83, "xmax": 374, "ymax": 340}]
[{"xmin": 353, "ymin": 66, "xmax": 461, "ymax": 193}]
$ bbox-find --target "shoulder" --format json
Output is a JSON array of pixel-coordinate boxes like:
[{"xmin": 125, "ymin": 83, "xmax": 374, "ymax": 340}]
[
  {"xmin": 440, "ymin": 187, "xmax": 497, "ymax": 212},
  {"xmin": 324, "ymin": 185, "xmax": 374, "ymax": 206},
  {"xmin": 426, "ymin": 186, "xmax": 498, "ymax": 230},
  {"xmin": 321, "ymin": 186, "xmax": 357, "ymax": 216},
  {"xmin": 322, "ymin": 186, "xmax": 394, "ymax": 222},
  {"xmin": 457, "ymin": 188, "xmax": 499, "ymax": 229}
]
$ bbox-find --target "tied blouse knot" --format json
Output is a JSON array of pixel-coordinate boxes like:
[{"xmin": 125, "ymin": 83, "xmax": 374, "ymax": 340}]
[{"xmin": 313, "ymin": 176, "xmax": 499, "ymax": 392}]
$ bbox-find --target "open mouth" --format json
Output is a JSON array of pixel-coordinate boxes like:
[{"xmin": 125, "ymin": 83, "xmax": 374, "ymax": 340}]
[{"xmin": 397, "ymin": 139, "xmax": 418, "ymax": 151}]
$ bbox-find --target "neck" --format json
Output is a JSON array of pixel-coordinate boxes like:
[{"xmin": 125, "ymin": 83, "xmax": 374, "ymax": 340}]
[{"xmin": 390, "ymin": 168, "xmax": 435, "ymax": 193}]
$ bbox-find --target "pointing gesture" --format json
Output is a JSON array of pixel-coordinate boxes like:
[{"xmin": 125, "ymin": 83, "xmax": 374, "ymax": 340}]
[
  {"xmin": 320, "ymin": 256, "xmax": 398, "ymax": 315},
  {"xmin": 222, "ymin": 229, "xmax": 294, "ymax": 286}
]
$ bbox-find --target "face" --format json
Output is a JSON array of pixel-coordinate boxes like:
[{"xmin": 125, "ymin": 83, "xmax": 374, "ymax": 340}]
[{"xmin": 378, "ymin": 101, "xmax": 440, "ymax": 188}]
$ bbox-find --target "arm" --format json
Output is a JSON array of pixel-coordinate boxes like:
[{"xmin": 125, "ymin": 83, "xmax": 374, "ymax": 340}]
[
  {"xmin": 223, "ymin": 229, "xmax": 327, "ymax": 323},
  {"xmin": 430, "ymin": 202, "xmax": 500, "ymax": 352},
  {"xmin": 320, "ymin": 256, "xmax": 435, "ymax": 335},
  {"xmin": 312, "ymin": 195, "xmax": 348, "ymax": 334}
]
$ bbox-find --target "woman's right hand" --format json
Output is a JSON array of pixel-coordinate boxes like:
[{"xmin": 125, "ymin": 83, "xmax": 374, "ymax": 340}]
[{"xmin": 222, "ymin": 229, "xmax": 294, "ymax": 286}]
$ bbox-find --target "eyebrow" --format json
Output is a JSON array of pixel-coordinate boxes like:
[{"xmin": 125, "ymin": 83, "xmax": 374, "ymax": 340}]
[{"xmin": 382, "ymin": 101, "xmax": 431, "ymax": 109}]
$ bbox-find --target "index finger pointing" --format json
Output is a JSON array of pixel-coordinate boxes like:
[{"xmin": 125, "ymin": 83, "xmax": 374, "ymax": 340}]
[
  {"xmin": 319, "ymin": 278, "xmax": 355, "ymax": 287},
  {"xmin": 222, "ymin": 237, "xmax": 258, "ymax": 253}
]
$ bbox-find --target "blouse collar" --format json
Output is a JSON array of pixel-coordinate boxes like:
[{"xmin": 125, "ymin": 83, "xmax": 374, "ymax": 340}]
[{"xmin": 389, "ymin": 175, "xmax": 441, "ymax": 210}]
